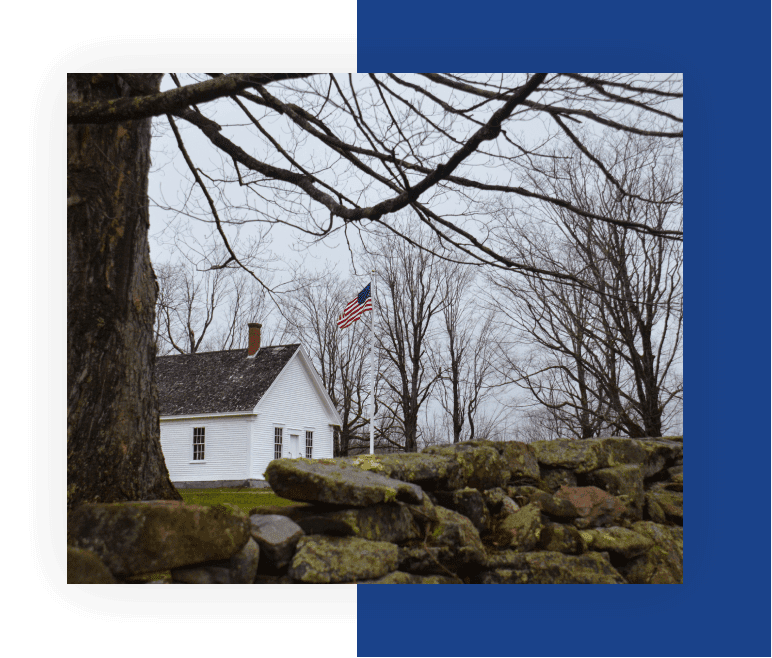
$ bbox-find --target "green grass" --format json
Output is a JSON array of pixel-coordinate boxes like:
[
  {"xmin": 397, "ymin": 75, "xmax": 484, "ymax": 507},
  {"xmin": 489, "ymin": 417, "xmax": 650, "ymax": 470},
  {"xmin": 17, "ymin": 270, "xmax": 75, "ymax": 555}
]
[
  {"xmin": 121, "ymin": 487, "xmax": 296, "ymax": 583},
  {"xmin": 177, "ymin": 487, "xmax": 296, "ymax": 516}
]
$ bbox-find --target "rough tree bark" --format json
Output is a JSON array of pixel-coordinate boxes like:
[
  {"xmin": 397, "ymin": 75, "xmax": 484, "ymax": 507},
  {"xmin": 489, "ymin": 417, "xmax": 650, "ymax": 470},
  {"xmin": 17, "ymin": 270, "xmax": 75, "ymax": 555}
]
[{"xmin": 67, "ymin": 73, "xmax": 180, "ymax": 508}]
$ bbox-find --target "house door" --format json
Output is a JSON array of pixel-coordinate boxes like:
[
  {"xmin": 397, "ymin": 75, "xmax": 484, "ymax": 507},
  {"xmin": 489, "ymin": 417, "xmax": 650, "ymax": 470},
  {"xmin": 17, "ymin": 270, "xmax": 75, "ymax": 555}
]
[{"xmin": 289, "ymin": 434, "xmax": 300, "ymax": 458}]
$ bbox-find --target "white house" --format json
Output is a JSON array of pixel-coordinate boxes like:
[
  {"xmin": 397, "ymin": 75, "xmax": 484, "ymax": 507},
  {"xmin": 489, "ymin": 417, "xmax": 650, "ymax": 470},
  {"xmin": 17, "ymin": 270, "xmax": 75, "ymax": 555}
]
[{"xmin": 156, "ymin": 323, "xmax": 341, "ymax": 488}]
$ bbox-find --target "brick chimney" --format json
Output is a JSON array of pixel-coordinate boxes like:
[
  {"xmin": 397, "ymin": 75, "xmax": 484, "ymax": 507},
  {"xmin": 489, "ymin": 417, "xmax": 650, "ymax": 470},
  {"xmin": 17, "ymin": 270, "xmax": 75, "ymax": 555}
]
[{"xmin": 247, "ymin": 323, "xmax": 262, "ymax": 356}]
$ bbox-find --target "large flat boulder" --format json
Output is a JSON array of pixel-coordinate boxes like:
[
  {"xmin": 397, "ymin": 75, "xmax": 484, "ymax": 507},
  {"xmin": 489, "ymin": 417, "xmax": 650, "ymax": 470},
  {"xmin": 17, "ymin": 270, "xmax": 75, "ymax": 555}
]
[
  {"xmin": 532, "ymin": 437, "xmax": 682, "ymax": 479},
  {"xmin": 531, "ymin": 437, "xmax": 648, "ymax": 474},
  {"xmin": 338, "ymin": 453, "xmax": 465, "ymax": 491},
  {"xmin": 637, "ymin": 438, "xmax": 683, "ymax": 477},
  {"xmin": 67, "ymin": 501, "xmax": 251, "ymax": 576},
  {"xmin": 264, "ymin": 458, "xmax": 423, "ymax": 506},
  {"xmin": 463, "ymin": 440, "xmax": 541, "ymax": 481}
]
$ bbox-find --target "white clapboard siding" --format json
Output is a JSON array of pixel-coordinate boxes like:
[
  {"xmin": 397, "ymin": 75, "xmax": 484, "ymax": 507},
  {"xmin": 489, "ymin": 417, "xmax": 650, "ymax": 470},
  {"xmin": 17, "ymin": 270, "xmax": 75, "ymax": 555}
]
[
  {"xmin": 158, "ymin": 346, "xmax": 339, "ymax": 484},
  {"xmin": 159, "ymin": 415, "xmax": 251, "ymax": 482},
  {"xmin": 251, "ymin": 352, "xmax": 334, "ymax": 480}
]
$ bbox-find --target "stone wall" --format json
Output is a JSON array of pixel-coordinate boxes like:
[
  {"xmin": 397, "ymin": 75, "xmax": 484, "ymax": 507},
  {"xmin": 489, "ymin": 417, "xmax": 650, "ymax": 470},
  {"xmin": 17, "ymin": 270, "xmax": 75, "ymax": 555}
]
[{"xmin": 67, "ymin": 436, "xmax": 683, "ymax": 584}]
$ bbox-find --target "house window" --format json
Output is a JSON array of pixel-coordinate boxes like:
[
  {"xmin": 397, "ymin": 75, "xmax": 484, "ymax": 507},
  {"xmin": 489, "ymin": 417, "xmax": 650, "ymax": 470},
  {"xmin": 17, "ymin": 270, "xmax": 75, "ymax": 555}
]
[
  {"xmin": 193, "ymin": 427, "xmax": 205, "ymax": 461},
  {"xmin": 305, "ymin": 431, "xmax": 313, "ymax": 459},
  {"xmin": 274, "ymin": 427, "xmax": 283, "ymax": 460}
]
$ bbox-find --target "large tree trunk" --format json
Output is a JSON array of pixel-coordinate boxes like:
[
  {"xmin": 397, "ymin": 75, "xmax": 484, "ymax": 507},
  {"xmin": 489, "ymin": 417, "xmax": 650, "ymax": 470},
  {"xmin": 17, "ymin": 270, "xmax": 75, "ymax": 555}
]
[{"xmin": 67, "ymin": 73, "xmax": 180, "ymax": 508}]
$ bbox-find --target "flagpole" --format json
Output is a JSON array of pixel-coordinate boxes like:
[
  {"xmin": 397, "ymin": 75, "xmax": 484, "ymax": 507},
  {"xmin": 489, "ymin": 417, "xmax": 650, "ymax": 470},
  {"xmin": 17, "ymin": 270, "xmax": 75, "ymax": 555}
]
[{"xmin": 369, "ymin": 273, "xmax": 376, "ymax": 455}]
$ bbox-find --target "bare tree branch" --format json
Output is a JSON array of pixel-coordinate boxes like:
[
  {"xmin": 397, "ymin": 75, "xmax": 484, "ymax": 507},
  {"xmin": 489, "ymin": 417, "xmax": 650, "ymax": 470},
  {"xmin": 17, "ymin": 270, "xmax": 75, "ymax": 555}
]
[{"xmin": 67, "ymin": 73, "xmax": 314, "ymax": 124}]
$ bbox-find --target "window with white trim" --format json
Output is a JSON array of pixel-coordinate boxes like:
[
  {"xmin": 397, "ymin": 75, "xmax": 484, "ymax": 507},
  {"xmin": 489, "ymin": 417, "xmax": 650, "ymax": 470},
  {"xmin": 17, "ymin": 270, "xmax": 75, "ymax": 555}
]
[
  {"xmin": 193, "ymin": 427, "xmax": 205, "ymax": 461},
  {"xmin": 305, "ymin": 431, "xmax": 313, "ymax": 459},
  {"xmin": 274, "ymin": 427, "xmax": 283, "ymax": 460}
]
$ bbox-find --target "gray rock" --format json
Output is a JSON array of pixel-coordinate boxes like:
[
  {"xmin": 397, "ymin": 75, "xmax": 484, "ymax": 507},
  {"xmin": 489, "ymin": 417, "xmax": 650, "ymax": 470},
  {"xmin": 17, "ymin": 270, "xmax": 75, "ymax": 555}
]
[
  {"xmin": 624, "ymin": 521, "xmax": 683, "ymax": 584},
  {"xmin": 645, "ymin": 489, "xmax": 683, "ymax": 525},
  {"xmin": 171, "ymin": 535, "xmax": 261, "ymax": 584},
  {"xmin": 423, "ymin": 443, "xmax": 510, "ymax": 490},
  {"xmin": 585, "ymin": 464, "xmax": 645, "ymax": 520},
  {"xmin": 289, "ymin": 535, "xmax": 399, "ymax": 583},
  {"xmin": 171, "ymin": 565, "xmax": 231, "ymax": 584},
  {"xmin": 67, "ymin": 501, "xmax": 251, "ymax": 576},
  {"xmin": 250, "ymin": 514, "xmax": 304, "ymax": 570},
  {"xmin": 538, "ymin": 521, "xmax": 585, "ymax": 554},
  {"xmin": 578, "ymin": 526, "xmax": 654, "ymax": 558},
  {"xmin": 264, "ymin": 458, "xmax": 423, "ymax": 506},
  {"xmin": 493, "ymin": 503, "xmax": 544, "ymax": 551},
  {"xmin": 435, "ymin": 487, "xmax": 491, "ymax": 534},
  {"xmin": 480, "ymin": 550, "xmax": 626, "ymax": 584},
  {"xmin": 67, "ymin": 545, "xmax": 116, "ymax": 584},
  {"xmin": 540, "ymin": 467, "xmax": 578, "ymax": 492},
  {"xmin": 341, "ymin": 452, "xmax": 465, "ymax": 491}
]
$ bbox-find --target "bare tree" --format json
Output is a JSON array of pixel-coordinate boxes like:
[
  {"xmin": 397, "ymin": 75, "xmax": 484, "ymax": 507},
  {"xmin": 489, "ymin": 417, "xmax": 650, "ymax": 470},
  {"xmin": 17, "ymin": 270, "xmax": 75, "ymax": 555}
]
[
  {"xmin": 433, "ymin": 266, "xmax": 500, "ymax": 443},
  {"xmin": 510, "ymin": 404, "xmax": 576, "ymax": 443},
  {"xmin": 365, "ymin": 226, "xmax": 446, "ymax": 452},
  {"xmin": 67, "ymin": 72, "xmax": 682, "ymax": 505},
  {"xmin": 491, "ymin": 131, "xmax": 683, "ymax": 438},
  {"xmin": 154, "ymin": 245, "xmax": 274, "ymax": 355},
  {"xmin": 154, "ymin": 259, "xmax": 229, "ymax": 354},
  {"xmin": 493, "ymin": 260, "xmax": 622, "ymax": 439}
]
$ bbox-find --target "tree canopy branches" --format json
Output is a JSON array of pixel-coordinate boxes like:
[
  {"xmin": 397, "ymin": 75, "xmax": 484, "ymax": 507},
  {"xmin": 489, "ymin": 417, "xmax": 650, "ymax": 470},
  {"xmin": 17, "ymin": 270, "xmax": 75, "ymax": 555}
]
[
  {"xmin": 69, "ymin": 73, "xmax": 682, "ymax": 294},
  {"xmin": 66, "ymin": 73, "xmax": 313, "ymax": 124}
]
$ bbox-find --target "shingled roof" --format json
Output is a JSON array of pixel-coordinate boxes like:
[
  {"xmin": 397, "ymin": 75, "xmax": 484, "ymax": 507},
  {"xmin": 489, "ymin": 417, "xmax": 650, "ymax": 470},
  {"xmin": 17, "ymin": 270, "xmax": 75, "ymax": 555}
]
[{"xmin": 156, "ymin": 344, "xmax": 301, "ymax": 416}]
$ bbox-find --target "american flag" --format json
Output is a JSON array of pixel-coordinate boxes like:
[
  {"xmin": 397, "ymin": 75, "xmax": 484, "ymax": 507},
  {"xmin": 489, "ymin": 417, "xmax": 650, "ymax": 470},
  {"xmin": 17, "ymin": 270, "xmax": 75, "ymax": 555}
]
[{"xmin": 337, "ymin": 283, "xmax": 372, "ymax": 329}]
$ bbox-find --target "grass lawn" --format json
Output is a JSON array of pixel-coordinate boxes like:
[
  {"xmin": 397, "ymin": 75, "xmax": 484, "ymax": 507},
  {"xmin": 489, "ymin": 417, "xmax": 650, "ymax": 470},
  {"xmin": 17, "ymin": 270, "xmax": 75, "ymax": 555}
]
[
  {"xmin": 126, "ymin": 487, "xmax": 296, "ymax": 583},
  {"xmin": 177, "ymin": 487, "xmax": 296, "ymax": 516}
]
